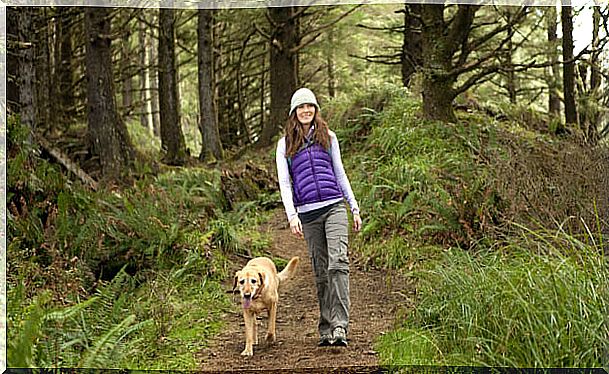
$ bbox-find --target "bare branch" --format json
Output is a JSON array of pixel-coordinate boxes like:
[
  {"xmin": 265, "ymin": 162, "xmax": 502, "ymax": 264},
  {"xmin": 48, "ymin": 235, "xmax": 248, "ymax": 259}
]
[
  {"xmin": 355, "ymin": 23, "xmax": 404, "ymax": 32},
  {"xmin": 454, "ymin": 65, "xmax": 501, "ymax": 96},
  {"xmin": 254, "ymin": 22, "xmax": 271, "ymax": 40},
  {"xmin": 463, "ymin": 6, "xmax": 527, "ymax": 63},
  {"xmin": 447, "ymin": 5, "xmax": 479, "ymax": 58},
  {"xmin": 349, "ymin": 53, "xmax": 401, "ymax": 65},
  {"xmin": 290, "ymin": 5, "xmax": 360, "ymax": 54}
]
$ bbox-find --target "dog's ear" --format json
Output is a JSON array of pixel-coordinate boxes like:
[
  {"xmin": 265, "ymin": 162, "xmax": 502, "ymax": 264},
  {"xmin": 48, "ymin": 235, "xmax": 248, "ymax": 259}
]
[
  {"xmin": 258, "ymin": 272, "xmax": 265, "ymax": 288},
  {"xmin": 233, "ymin": 271, "xmax": 241, "ymax": 292}
]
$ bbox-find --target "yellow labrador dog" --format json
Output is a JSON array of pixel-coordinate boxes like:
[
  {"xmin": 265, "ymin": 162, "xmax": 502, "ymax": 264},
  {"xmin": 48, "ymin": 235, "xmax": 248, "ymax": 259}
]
[{"xmin": 233, "ymin": 256, "xmax": 300, "ymax": 356}]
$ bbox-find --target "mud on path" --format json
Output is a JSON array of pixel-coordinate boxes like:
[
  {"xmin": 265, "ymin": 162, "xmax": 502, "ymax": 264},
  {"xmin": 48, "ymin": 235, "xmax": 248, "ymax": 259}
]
[{"xmin": 197, "ymin": 209, "xmax": 414, "ymax": 373}]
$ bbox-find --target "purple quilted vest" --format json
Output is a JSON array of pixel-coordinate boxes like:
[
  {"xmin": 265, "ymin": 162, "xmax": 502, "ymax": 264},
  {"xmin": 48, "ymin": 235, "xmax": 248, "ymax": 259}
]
[{"xmin": 289, "ymin": 142, "xmax": 343, "ymax": 207}]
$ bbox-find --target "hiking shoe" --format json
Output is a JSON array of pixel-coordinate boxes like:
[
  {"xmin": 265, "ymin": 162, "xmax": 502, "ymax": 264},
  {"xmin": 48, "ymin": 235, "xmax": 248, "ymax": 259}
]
[
  {"xmin": 318, "ymin": 334, "xmax": 333, "ymax": 347},
  {"xmin": 331, "ymin": 327, "xmax": 348, "ymax": 347}
]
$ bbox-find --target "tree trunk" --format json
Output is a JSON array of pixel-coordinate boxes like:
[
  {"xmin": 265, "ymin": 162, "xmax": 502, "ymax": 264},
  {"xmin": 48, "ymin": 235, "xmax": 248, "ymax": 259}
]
[
  {"xmin": 257, "ymin": 6, "xmax": 299, "ymax": 148},
  {"xmin": 35, "ymin": 8, "xmax": 52, "ymax": 133},
  {"xmin": 585, "ymin": 6, "xmax": 602, "ymax": 143},
  {"xmin": 561, "ymin": 5, "xmax": 577, "ymax": 126},
  {"xmin": 138, "ymin": 15, "xmax": 153, "ymax": 134},
  {"xmin": 420, "ymin": 4, "xmax": 459, "ymax": 122},
  {"xmin": 505, "ymin": 10, "xmax": 517, "ymax": 104},
  {"xmin": 7, "ymin": 7, "xmax": 19, "ymax": 115},
  {"xmin": 590, "ymin": 7, "xmax": 601, "ymax": 93},
  {"xmin": 57, "ymin": 7, "xmax": 76, "ymax": 125},
  {"xmin": 85, "ymin": 7, "xmax": 134, "ymax": 180},
  {"xmin": 198, "ymin": 9, "xmax": 224, "ymax": 161},
  {"xmin": 402, "ymin": 4, "xmax": 422, "ymax": 87},
  {"xmin": 18, "ymin": 7, "xmax": 36, "ymax": 140},
  {"xmin": 158, "ymin": 8, "xmax": 186, "ymax": 165},
  {"xmin": 149, "ymin": 31, "xmax": 161, "ymax": 137},
  {"xmin": 422, "ymin": 74, "xmax": 457, "ymax": 123},
  {"xmin": 327, "ymin": 28, "xmax": 336, "ymax": 98},
  {"xmin": 546, "ymin": 6, "xmax": 561, "ymax": 118},
  {"xmin": 120, "ymin": 10, "xmax": 133, "ymax": 118}
]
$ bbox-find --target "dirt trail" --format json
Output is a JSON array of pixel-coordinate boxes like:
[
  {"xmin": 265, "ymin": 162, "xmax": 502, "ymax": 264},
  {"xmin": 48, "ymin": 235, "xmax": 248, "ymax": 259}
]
[{"xmin": 197, "ymin": 209, "xmax": 414, "ymax": 373}]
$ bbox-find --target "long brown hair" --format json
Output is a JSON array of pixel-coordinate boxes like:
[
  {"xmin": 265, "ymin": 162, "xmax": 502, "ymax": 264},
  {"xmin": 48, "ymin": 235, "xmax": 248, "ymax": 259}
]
[{"xmin": 284, "ymin": 109, "xmax": 331, "ymax": 158}]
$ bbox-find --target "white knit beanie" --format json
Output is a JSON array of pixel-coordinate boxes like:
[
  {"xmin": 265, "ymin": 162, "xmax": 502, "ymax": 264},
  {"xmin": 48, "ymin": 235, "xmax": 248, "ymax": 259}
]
[{"xmin": 289, "ymin": 88, "xmax": 319, "ymax": 115}]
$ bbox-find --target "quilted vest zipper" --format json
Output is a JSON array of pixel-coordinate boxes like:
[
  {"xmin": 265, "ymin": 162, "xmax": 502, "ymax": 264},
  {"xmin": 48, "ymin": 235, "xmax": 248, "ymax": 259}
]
[{"xmin": 308, "ymin": 146, "xmax": 322, "ymax": 201}]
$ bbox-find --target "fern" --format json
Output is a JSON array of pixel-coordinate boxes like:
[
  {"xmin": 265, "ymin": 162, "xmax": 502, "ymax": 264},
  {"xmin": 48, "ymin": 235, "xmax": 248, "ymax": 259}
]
[
  {"xmin": 8, "ymin": 290, "xmax": 51, "ymax": 368},
  {"xmin": 78, "ymin": 314, "xmax": 148, "ymax": 368},
  {"xmin": 8, "ymin": 268, "xmax": 151, "ymax": 368}
]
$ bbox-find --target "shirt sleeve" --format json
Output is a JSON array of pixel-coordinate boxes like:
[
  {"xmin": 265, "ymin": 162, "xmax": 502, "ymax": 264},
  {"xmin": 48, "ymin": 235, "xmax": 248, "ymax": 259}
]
[
  {"xmin": 329, "ymin": 131, "xmax": 360, "ymax": 216},
  {"xmin": 276, "ymin": 137, "xmax": 298, "ymax": 222}
]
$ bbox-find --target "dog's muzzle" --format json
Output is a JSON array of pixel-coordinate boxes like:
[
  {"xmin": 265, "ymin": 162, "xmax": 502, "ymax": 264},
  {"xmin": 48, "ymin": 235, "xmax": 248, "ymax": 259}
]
[{"xmin": 242, "ymin": 294, "xmax": 253, "ymax": 309}]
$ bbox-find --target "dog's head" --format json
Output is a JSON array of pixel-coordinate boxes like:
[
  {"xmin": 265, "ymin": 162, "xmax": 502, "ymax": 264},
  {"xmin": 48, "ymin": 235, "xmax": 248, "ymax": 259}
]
[{"xmin": 233, "ymin": 270, "xmax": 265, "ymax": 309}]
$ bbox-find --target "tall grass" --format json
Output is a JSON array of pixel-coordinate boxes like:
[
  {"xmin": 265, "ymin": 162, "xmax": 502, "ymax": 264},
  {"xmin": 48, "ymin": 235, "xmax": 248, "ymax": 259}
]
[{"xmin": 378, "ymin": 226, "xmax": 608, "ymax": 367}]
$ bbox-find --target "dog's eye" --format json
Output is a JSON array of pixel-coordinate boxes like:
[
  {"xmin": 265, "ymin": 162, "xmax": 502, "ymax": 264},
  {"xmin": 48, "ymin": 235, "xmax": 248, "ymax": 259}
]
[
  {"xmin": 251, "ymin": 279, "xmax": 257, "ymax": 284},
  {"xmin": 239, "ymin": 279, "xmax": 245, "ymax": 285}
]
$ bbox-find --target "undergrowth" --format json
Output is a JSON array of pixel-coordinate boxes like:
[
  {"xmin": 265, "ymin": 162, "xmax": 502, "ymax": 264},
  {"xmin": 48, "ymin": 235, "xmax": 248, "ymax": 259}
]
[{"xmin": 7, "ymin": 115, "xmax": 274, "ymax": 369}]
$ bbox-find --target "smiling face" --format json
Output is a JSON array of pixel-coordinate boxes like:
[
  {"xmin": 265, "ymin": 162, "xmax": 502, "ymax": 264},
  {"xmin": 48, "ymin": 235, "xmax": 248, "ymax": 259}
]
[
  {"xmin": 234, "ymin": 270, "xmax": 264, "ymax": 309},
  {"xmin": 296, "ymin": 103, "xmax": 316, "ymax": 126}
]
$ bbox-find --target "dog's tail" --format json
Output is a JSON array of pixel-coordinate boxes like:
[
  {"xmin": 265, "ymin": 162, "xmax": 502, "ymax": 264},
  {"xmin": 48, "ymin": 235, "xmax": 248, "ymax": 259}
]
[{"xmin": 277, "ymin": 256, "xmax": 300, "ymax": 284}]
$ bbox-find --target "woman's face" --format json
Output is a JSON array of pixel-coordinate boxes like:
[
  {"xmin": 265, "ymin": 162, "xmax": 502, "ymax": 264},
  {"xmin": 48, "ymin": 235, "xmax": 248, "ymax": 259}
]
[{"xmin": 296, "ymin": 103, "xmax": 316, "ymax": 126}]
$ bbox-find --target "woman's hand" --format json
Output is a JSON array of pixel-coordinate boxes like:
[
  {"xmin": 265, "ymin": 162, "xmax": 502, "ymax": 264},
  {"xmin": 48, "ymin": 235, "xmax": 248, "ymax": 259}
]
[
  {"xmin": 353, "ymin": 213, "xmax": 362, "ymax": 232},
  {"xmin": 289, "ymin": 216, "xmax": 304, "ymax": 238}
]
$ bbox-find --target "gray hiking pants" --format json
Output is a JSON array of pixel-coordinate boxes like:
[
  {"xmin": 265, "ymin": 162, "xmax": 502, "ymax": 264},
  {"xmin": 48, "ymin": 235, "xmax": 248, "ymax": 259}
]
[{"xmin": 302, "ymin": 203, "xmax": 350, "ymax": 336}]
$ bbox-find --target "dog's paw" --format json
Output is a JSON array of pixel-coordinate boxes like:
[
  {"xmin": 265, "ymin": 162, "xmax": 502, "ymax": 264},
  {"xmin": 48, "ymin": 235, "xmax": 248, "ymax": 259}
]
[
  {"xmin": 241, "ymin": 347, "xmax": 253, "ymax": 356},
  {"xmin": 266, "ymin": 333, "xmax": 276, "ymax": 343}
]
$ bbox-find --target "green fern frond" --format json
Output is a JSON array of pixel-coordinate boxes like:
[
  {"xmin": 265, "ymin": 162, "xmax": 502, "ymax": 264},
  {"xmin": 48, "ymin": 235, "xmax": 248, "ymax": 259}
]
[
  {"xmin": 44, "ymin": 296, "xmax": 99, "ymax": 322},
  {"xmin": 78, "ymin": 314, "xmax": 137, "ymax": 368},
  {"xmin": 7, "ymin": 291, "xmax": 51, "ymax": 368}
]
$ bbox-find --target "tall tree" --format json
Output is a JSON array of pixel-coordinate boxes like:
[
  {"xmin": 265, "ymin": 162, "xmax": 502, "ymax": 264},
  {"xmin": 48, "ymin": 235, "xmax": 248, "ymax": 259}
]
[
  {"xmin": 35, "ymin": 8, "xmax": 52, "ymax": 132},
  {"xmin": 55, "ymin": 7, "xmax": 76, "ymax": 125},
  {"xmin": 138, "ymin": 13, "xmax": 153, "ymax": 134},
  {"xmin": 149, "ymin": 23, "xmax": 161, "ymax": 137},
  {"xmin": 7, "ymin": 7, "xmax": 19, "ymax": 116},
  {"xmin": 561, "ymin": 5, "xmax": 577, "ymax": 126},
  {"xmin": 257, "ymin": 6, "xmax": 299, "ymax": 148},
  {"xmin": 420, "ymin": 5, "xmax": 476, "ymax": 122},
  {"xmin": 119, "ymin": 9, "xmax": 133, "ymax": 117},
  {"xmin": 546, "ymin": 6, "xmax": 561, "ymax": 118},
  {"xmin": 504, "ymin": 8, "xmax": 517, "ymax": 104},
  {"xmin": 158, "ymin": 8, "xmax": 187, "ymax": 165},
  {"xmin": 326, "ymin": 28, "xmax": 336, "ymax": 98},
  {"xmin": 18, "ymin": 7, "xmax": 36, "ymax": 141},
  {"xmin": 402, "ymin": 4, "xmax": 422, "ymax": 87},
  {"xmin": 197, "ymin": 9, "xmax": 223, "ymax": 161},
  {"xmin": 579, "ymin": 6, "xmax": 605, "ymax": 143},
  {"xmin": 85, "ymin": 7, "xmax": 134, "ymax": 180},
  {"xmin": 419, "ymin": 5, "xmax": 528, "ymax": 122},
  {"xmin": 590, "ymin": 6, "xmax": 602, "ymax": 94}
]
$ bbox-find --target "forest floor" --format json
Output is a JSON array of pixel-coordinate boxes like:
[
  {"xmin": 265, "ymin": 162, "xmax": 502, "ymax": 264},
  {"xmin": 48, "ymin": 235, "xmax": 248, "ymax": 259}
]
[{"xmin": 197, "ymin": 209, "xmax": 415, "ymax": 373}]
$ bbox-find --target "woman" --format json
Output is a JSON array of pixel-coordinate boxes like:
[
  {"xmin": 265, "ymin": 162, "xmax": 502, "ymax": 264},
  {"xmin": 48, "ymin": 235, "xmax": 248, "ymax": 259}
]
[{"xmin": 276, "ymin": 87, "xmax": 362, "ymax": 347}]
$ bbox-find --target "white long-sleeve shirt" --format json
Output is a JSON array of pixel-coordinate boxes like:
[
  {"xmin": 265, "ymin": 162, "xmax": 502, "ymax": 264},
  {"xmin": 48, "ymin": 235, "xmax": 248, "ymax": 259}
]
[{"xmin": 276, "ymin": 130, "xmax": 360, "ymax": 223}]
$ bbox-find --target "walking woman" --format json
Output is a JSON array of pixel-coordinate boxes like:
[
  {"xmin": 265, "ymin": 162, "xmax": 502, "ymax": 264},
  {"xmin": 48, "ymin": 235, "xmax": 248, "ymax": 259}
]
[{"xmin": 276, "ymin": 87, "xmax": 362, "ymax": 347}]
